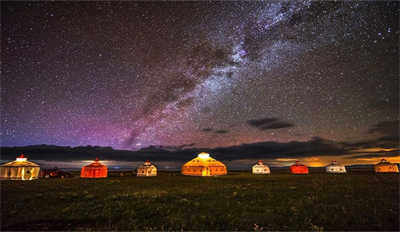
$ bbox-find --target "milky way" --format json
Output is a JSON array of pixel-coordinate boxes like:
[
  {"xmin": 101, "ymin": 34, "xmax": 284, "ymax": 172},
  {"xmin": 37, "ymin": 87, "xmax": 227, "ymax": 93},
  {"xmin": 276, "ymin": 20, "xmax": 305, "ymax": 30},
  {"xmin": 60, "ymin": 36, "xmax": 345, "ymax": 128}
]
[{"xmin": 2, "ymin": 1, "xmax": 398, "ymax": 151}]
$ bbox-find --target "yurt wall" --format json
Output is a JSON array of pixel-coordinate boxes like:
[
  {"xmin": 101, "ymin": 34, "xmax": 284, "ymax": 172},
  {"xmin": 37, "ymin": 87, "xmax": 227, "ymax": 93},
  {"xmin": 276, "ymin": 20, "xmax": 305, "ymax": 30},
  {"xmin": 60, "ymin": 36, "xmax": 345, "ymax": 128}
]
[
  {"xmin": 0, "ymin": 155, "xmax": 40, "ymax": 180},
  {"xmin": 0, "ymin": 166, "xmax": 40, "ymax": 180}
]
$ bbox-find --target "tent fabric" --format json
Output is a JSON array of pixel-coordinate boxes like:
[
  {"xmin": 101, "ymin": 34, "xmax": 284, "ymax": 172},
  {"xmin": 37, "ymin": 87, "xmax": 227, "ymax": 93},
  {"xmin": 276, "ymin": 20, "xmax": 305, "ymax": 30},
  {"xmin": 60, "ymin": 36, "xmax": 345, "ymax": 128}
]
[
  {"xmin": 182, "ymin": 152, "xmax": 227, "ymax": 176},
  {"xmin": 252, "ymin": 160, "xmax": 270, "ymax": 174},
  {"xmin": 290, "ymin": 161, "xmax": 309, "ymax": 174},
  {"xmin": 137, "ymin": 160, "xmax": 157, "ymax": 176},
  {"xmin": 80, "ymin": 158, "xmax": 108, "ymax": 178},
  {"xmin": 326, "ymin": 161, "xmax": 347, "ymax": 173},
  {"xmin": 374, "ymin": 159, "xmax": 399, "ymax": 173},
  {"xmin": 0, "ymin": 154, "xmax": 40, "ymax": 180}
]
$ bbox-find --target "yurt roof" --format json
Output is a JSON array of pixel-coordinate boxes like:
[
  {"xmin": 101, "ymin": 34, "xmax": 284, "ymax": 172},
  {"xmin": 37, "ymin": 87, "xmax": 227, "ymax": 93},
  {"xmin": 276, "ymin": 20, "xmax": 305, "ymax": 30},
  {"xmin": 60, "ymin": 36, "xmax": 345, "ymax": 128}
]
[
  {"xmin": 1, "ymin": 154, "xmax": 39, "ymax": 167},
  {"xmin": 376, "ymin": 159, "xmax": 394, "ymax": 165},
  {"xmin": 84, "ymin": 158, "xmax": 106, "ymax": 168},
  {"xmin": 291, "ymin": 161, "xmax": 306, "ymax": 167},
  {"xmin": 184, "ymin": 152, "xmax": 226, "ymax": 167},
  {"xmin": 254, "ymin": 160, "xmax": 265, "ymax": 165},
  {"xmin": 327, "ymin": 161, "xmax": 344, "ymax": 167},
  {"xmin": 138, "ymin": 160, "xmax": 157, "ymax": 168},
  {"xmin": 253, "ymin": 160, "xmax": 268, "ymax": 167}
]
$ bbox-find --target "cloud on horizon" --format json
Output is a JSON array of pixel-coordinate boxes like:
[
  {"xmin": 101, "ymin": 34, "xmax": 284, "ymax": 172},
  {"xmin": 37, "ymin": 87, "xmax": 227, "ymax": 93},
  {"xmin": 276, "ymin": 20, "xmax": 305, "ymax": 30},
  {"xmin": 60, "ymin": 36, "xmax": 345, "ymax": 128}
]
[{"xmin": 247, "ymin": 117, "xmax": 294, "ymax": 130}]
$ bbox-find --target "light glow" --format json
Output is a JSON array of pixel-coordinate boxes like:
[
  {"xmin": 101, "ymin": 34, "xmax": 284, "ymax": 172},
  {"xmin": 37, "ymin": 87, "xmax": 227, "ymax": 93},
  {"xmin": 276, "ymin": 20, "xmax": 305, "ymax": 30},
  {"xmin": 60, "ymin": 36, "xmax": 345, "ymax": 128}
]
[{"xmin": 198, "ymin": 152, "xmax": 210, "ymax": 159}]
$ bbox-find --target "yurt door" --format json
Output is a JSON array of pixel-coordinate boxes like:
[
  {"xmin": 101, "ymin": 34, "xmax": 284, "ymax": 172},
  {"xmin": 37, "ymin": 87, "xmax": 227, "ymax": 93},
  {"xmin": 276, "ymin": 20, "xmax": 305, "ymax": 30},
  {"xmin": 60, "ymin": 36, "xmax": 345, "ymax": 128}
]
[
  {"xmin": 21, "ymin": 168, "xmax": 33, "ymax": 180},
  {"xmin": 202, "ymin": 167, "xmax": 210, "ymax": 176}
]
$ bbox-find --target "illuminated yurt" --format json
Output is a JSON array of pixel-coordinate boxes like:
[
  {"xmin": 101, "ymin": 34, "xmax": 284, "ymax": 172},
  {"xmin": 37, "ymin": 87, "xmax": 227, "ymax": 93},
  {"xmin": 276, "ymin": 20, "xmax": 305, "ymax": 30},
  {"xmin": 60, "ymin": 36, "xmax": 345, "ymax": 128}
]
[
  {"xmin": 0, "ymin": 154, "xmax": 40, "ymax": 180},
  {"xmin": 137, "ymin": 160, "xmax": 157, "ymax": 176},
  {"xmin": 326, "ymin": 161, "xmax": 347, "ymax": 173},
  {"xmin": 290, "ymin": 161, "xmax": 309, "ymax": 174},
  {"xmin": 252, "ymin": 160, "xmax": 270, "ymax": 174},
  {"xmin": 80, "ymin": 158, "xmax": 108, "ymax": 178},
  {"xmin": 181, "ymin": 152, "xmax": 227, "ymax": 176},
  {"xmin": 374, "ymin": 159, "xmax": 399, "ymax": 173}
]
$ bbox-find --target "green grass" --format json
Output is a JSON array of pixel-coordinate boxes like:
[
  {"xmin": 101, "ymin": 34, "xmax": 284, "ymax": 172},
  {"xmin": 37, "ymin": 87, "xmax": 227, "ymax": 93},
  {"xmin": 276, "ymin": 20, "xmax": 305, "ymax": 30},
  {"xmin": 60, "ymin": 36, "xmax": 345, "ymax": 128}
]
[{"xmin": 1, "ymin": 172, "xmax": 399, "ymax": 231}]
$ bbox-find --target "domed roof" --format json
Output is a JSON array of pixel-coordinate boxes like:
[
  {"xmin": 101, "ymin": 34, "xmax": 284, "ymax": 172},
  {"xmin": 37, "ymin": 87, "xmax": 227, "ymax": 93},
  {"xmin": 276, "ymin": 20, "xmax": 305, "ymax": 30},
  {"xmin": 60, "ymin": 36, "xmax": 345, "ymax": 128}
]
[
  {"xmin": 327, "ymin": 160, "xmax": 343, "ymax": 167},
  {"xmin": 1, "ymin": 154, "xmax": 39, "ymax": 167},
  {"xmin": 291, "ymin": 161, "xmax": 306, "ymax": 167},
  {"xmin": 84, "ymin": 158, "xmax": 106, "ymax": 168},
  {"xmin": 183, "ymin": 152, "xmax": 226, "ymax": 167},
  {"xmin": 376, "ymin": 159, "xmax": 393, "ymax": 165},
  {"xmin": 253, "ymin": 160, "xmax": 268, "ymax": 167},
  {"xmin": 139, "ymin": 160, "xmax": 156, "ymax": 168}
]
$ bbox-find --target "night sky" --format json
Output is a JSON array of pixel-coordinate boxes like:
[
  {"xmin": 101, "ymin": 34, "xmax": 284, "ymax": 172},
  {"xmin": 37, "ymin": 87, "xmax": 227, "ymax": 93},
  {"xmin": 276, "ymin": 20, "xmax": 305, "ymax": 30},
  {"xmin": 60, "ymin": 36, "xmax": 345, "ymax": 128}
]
[{"xmin": 2, "ymin": 1, "xmax": 399, "ymax": 166}]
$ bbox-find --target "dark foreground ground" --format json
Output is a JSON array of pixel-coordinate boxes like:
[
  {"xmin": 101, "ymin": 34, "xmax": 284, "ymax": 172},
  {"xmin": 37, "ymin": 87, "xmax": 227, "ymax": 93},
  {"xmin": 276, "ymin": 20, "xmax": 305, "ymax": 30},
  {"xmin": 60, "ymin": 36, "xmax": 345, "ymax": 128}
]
[{"xmin": 1, "ymin": 171, "xmax": 399, "ymax": 231}]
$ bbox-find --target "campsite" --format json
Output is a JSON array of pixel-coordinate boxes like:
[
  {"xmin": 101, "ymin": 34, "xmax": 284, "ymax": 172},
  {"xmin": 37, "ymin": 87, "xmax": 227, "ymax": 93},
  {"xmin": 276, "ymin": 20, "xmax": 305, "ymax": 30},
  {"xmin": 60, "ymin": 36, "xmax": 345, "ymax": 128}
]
[{"xmin": 2, "ymin": 171, "xmax": 398, "ymax": 231}]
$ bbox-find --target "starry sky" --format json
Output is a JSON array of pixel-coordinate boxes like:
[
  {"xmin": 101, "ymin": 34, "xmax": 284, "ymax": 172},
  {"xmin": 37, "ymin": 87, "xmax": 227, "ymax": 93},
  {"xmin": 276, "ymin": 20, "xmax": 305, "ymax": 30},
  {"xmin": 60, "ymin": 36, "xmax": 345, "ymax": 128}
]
[{"xmin": 1, "ymin": 1, "xmax": 399, "ymax": 165}]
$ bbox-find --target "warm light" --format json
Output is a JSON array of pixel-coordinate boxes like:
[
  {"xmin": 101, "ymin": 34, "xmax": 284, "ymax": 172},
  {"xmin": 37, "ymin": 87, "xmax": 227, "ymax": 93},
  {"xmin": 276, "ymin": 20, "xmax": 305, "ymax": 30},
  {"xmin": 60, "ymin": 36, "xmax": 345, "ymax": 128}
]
[
  {"xmin": 351, "ymin": 147, "xmax": 398, "ymax": 153},
  {"xmin": 16, "ymin": 157, "xmax": 27, "ymax": 162},
  {"xmin": 198, "ymin": 152, "xmax": 210, "ymax": 159}
]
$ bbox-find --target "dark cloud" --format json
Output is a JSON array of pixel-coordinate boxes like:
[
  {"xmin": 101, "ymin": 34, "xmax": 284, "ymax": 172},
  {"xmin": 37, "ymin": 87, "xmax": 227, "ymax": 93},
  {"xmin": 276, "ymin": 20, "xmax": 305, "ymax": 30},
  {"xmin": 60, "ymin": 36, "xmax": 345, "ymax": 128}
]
[
  {"xmin": 368, "ymin": 120, "xmax": 399, "ymax": 136},
  {"xmin": 247, "ymin": 117, "xmax": 294, "ymax": 130},
  {"xmin": 177, "ymin": 143, "xmax": 196, "ymax": 149},
  {"xmin": 348, "ymin": 152, "xmax": 400, "ymax": 159},
  {"xmin": 1, "ymin": 137, "xmax": 345, "ymax": 162},
  {"xmin": 364, "ymin": 120, "xmax": 399, "ymax": 148},
  {"xmin": 215, "ymin": 130, "xmax": 229, "ymax": 134},
  {"xmin": 2, "ymin": 134, "xmax": 398, "ymax": 163}
]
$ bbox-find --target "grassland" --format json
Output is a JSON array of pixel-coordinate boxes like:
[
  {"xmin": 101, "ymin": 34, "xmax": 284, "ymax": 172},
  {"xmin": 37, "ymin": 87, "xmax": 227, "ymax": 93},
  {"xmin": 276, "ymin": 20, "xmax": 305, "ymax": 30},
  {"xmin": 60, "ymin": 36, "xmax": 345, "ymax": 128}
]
[{"xmin": 1, "ymin": 171, "xmax": 399, "ymax": 231}]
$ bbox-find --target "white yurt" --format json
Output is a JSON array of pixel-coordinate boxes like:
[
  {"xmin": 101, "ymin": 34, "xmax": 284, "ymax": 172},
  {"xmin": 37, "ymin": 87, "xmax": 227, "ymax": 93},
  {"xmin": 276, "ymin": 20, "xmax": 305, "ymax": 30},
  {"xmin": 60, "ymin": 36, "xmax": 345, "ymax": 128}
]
[
  {"xmin": 0, "ymin": 154, "xmax": 40, "ymax": 180},
  {"xmin": 326, "ymin": 161, "xmax": 347, "ymax": 173},
  {"xmin": 136, "ymin": 160, "xmax": 157, "ymax": 176},
  {"xmin": 252, "ymin": 160, "xmax": 270, "ymax": 174}
]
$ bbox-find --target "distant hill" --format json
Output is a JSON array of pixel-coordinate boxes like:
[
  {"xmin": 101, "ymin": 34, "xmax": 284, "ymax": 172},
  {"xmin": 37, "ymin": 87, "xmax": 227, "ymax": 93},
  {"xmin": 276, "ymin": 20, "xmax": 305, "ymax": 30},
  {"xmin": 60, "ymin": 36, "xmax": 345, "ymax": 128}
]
[{"xmin": 0, "ymin": 144, "xmax": 200, "ymax": 162}]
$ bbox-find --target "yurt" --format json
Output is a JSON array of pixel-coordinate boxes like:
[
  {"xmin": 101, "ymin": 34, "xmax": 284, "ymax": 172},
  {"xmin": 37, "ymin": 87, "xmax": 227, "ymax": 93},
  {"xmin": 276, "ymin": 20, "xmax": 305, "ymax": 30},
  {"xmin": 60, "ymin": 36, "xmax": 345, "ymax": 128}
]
[
  {"xmin": 181, "ymin": 152, "xmax": 227, "ymax": 176},
  {"xmin": 80, "ymin": 158, "xmax": 108, "ymax": 178},
  {"xmin": 326, "ymin": 161, "xmax": 347, "ymax": 173},
  {"xmin": 252, "ymin": 160, "xmax": 270, "ymax": 174},
  {"xmin": 0, "ymin": 154, "xmax": 40, "ymax": 180},
  {"xmin": 136, "ymin": 160, "xmax": 157, "ymax": 176},
  {"xmin": 290, "ymin": 161, "xmax": 309, "ymax": 174},
  {"xmin": 374, "ymin": 159, "xmax": 399, "ymax": 173}
]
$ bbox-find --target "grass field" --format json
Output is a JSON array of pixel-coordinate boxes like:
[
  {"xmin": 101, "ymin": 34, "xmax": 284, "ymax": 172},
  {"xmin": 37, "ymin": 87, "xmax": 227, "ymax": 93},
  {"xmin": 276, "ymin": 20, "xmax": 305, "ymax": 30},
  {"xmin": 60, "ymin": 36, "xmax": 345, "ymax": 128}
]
[{"xmin": 1, "ymin": 171, "xmax": 399, "ymax": 231}]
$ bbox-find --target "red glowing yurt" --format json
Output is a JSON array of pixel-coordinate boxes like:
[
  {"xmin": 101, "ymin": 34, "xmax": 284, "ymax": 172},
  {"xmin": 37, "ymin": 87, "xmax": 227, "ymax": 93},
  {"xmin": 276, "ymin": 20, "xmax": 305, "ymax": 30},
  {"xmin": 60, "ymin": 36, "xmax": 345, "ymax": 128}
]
[
  {"xmin": 80, "ymin": 158, "xmax": 108, "ymax": 178},
  {"xmin": 290, "ymin": 161, "xmax": 309, "ymax": 174}
]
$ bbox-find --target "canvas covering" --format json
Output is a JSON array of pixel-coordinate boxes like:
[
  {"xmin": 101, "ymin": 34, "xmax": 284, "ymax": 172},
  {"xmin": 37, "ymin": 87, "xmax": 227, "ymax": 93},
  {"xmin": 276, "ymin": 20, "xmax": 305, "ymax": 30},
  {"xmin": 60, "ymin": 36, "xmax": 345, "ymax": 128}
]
[
  {"xmin": 326, "ymin": 161, "xmax": 347, "ymax": 173},
  {"xmin": 252, "ymin": 161, "xmax": 270, "ymax": 174},
  {"xmin": 290, "ymin": 161, "xmax": 309, "ymax": 174},
  {"xmin": 182, "ymin": 152, "xmax": 227, "ymax": 176},
  {"xmin": 374, "ymin": 159, "xmax": 399, "ymax": 173},
  {"xmin": 0, "ymin": 155, "xmax": 40, "ymax": 180},
  {"xmin": 81, "ymin": 158, "xmax": 108, "ymax": 178},
  {"xmin": 137, "ymin": 161, "xmax": 157, "ymax": 176}
]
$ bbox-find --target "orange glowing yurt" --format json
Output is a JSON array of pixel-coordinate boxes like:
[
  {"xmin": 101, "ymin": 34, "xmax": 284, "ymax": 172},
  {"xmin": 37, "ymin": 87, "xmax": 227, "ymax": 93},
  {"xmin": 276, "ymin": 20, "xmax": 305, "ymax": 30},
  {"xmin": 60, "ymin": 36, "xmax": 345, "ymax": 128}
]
[
  {"xmin": 0, "ymin": 154, "xmax": 40, "ymax": 180},
  {"xmin": 80, "ymin": 158, "xmax": 108, "ymax": 178},
  {"xmin": 290, "ymin": 161, "xmax": 309, "ymax": 174},
  {"xmin": 181, "ymin": 152, "xmax": 227, "ymax": 176},
  {"xmin": 374, "ymin": 159, "xmax": 399, "ymax": 173}
]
